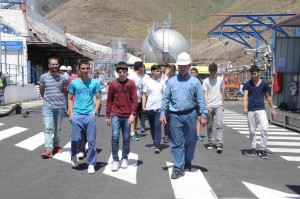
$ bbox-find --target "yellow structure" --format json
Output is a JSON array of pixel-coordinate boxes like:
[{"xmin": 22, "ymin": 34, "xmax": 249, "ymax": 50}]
[{"xmin": 191, "ymin": 65, "xmax": 210, "ymax": 81}]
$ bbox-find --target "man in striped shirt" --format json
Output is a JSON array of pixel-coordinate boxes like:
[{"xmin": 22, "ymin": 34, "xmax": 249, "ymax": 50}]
[{"xmin": 39, "ymin": 57, "xmax": 68, "ymax": 159}]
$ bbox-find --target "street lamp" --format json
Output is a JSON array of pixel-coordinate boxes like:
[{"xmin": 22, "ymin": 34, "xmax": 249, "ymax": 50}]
[
  {"xmin": 189, "ymin": 2, "xmax": 194, "ymax": 58},
  {"xmin": 224, "ymin": 41, "xmax": 229, "ymax": 63}
]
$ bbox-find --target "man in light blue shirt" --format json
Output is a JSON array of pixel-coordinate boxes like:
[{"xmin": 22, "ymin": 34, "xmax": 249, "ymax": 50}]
[{"xmin": 160, "ymin": 52, "xmax": 208, "ymax": 179}]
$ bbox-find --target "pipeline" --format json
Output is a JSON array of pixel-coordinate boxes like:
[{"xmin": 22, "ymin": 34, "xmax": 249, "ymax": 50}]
[{"xmin": 0, "ymin": 102, "xmax": 22, "ymax": 117}]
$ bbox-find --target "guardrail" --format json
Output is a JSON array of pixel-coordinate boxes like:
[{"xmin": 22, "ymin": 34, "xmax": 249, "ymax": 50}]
[{"xmin": 0, "ymin": 63, "xmax": 32, "ymax": 87}]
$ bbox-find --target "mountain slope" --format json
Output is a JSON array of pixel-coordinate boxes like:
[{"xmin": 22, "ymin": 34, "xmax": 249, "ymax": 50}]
[{"xmin": 44, "ymin": 0, "xmax": 300, "ymax": 64}]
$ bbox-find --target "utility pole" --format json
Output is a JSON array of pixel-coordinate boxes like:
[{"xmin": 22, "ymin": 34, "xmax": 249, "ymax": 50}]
[{"xmin": 190, "ymin": 2, "xmax": 194, "ymax": 59}]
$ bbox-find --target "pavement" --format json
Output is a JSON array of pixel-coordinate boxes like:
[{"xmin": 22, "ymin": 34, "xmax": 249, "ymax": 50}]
[{"xmin": 0, "ymin": 100, "xmax": 43, "ymax": 115}]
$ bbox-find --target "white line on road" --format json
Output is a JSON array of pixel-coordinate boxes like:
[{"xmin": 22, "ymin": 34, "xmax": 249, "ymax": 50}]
[
  {"xmin": 268, "ymin": 148, "xmax": 300, "ymax": 153},
  {"xmin": 281, "ymin": 156, "xmax": 300, "ymax": 162},
  {"xmin": 238, "ymin": 131, "xmax": 298, "ymax": 135},
  {"xmin": 246, "ymin": 136, "xmax": 300, "ymax": 140},
  {"xmin": 0, "ymin": 127, "xmax": 28, "ymax": 141},
  {"xmin": 15, "ymin": 132, "xmax": 44, "ymax": 151},
  {"xmin": 232, "ymin": 127, "xmax": 290, "ymax": 131},
  {"xmin": 223, "ymin": 119, "xmax": 247, "ymax": 122},
  {"xmin": 103, "ymin": 150, "xmax": 138, "ymax": 184},
  {"xmin": 243, "ymin": 181, "xmax": 300, "ymax": 199},
  {"xmin": 53, "ymin": 142, "xmax": 72, "ymax": 164},
  {"xmin": 166, "ymin": 162, "xmax": 217, "ymax": 199},
  {"xmin": 0, "ymin": 123, "xmax": 4, "ymax": 126},
  {"xmin": 268, "ymin": 142, "xmax": 300, "ymax": 147}
]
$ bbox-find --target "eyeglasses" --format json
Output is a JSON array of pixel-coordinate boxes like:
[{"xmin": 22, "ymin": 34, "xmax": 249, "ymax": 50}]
[
  {"xmin": 51, "ymin": 64, "xmax": 59, "ymax": 66},
  {"xmin": 80, "ymin": 68, "xmax": 90, "ymax": 70}
]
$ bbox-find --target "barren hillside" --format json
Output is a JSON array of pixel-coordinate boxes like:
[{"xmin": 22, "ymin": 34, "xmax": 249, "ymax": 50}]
[{"xmin": 44, "ymin": 0, "xmax": 300, "ymax": 65}]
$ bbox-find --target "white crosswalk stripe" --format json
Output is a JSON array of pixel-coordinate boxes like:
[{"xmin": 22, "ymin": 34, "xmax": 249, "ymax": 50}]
[
  {"xmin": 224, "ymin": 110, "xmax": 300, "ymax": 165},
  {"xmin": 15, "ymin": 132, "xmax": 45, "ymax": 151},
  {"xmin": 0, "ymin": 126, "xmax": 28, "ymax": 141}
]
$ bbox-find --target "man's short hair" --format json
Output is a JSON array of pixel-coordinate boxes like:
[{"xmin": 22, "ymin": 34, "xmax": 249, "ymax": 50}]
[
  {"xmin": 48, "ymin": 57, "xmax": 58, "ymax": 64},
  {"xmin": 133, "ymin": 61, "xmax": 143, "ymax": 71},
  {"xmin": 191, "ymin": 67, "xmax": 198, "ymax": 74},
  {"xmin": 249, "ymin": 65, "xmax": 260, "ymax": 73},
  {"xmin": 151, "ymin": 64, "xmax": 161, "ymax": 72},
  {"xmin": 78, "ymin": 60, "xmax": 90, "ymax": 67},
  {"xmin": 116, "ymin": 61, "xmax": 128, "ymax": 72},
  {"xmin": 209, "ymin": 63, "xmax": 218, "ymax": 72},
  {"xmin": 167, "ymin": 64, "xmax": 176, "ymax": 72}
]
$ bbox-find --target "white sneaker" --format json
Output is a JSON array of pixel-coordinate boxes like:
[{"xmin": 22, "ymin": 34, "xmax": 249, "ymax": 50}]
[
  {"xmin": 87, "ymin": 165, "xmax": 95, "ymax": 174},
  {"xmin": 78, "ymin": 152, "xmax": 85, "ymax": 160},
  {"xmin": 71, "ymin": 155, "xmax": 79, "ymax": 168},
  {"xmin": 120, "ymin": 159, "xmax": 128, "ymax": 169},
  {"xmin": 111, "ymin": 161, "xmax": 119, "ymax": 172}
]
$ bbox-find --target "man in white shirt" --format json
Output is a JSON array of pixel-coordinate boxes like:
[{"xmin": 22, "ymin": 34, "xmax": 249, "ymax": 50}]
[
  {"xmin": 202, "ymin": 63, "xmax": 225, "ymax": 153},
  {"xmin": 128, "ymin": 61, "xmax": 143, "ymax": 141},
  {"xmin": 142, "ymin": 65, "xmax": 165, "ymax": 153},
  {"xmin": 139, "ymin": 64, "xmax": 150, "ymax": 132}
]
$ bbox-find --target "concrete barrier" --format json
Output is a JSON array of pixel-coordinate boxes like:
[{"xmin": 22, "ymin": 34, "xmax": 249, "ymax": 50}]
[{"xmin": 3, "ymin": 84, "xmax": 40, "ymax": 104}]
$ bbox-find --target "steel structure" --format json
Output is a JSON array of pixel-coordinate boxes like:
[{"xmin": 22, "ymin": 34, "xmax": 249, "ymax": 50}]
[{"xmin": 207, "ymin": 14, "xmax": 297, "ymax": 50}]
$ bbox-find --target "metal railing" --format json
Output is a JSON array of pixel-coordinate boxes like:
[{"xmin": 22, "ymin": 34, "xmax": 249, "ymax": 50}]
[{"xmin": 0, "ymin": 63, "xmax": 29, "ymax": 87}]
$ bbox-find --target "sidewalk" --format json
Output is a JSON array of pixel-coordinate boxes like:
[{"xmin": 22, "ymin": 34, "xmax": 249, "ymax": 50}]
[{"xmin": 0, "ymin": 99, "xmax": 43, "ymax": 114}]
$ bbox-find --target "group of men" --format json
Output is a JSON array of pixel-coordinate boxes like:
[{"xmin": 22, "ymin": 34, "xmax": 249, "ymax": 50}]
[{"xmin": 38, "ymin": 52, "xmax": 276, "ymax": 178}]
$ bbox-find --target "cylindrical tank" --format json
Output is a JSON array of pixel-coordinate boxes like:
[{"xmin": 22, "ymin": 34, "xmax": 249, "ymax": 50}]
[{"xmin": 141, "ymin": 28, "xmax": 189, "ymax": 64}]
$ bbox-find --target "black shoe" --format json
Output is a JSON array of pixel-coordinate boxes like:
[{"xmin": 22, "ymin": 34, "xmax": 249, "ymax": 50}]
[
  {"xmin": 135, "ymin": 132, "xmax": 141, "ymax": 138},
  {"xmin": 184, "ymin": 163, "xmax": 192, "ymax": 172},
  {"xmin": 155, "ymin": 147, "xmax": 160, "ymax": 154},
  {"xmin": 251, "ymin": 148, "xmax": 256, "ymax": 157},
  {"xmin": 163, "ymin": 136, "xmax": 170, "ymax": 143},
  {"xmin": 259, "ymin": 150, "xmax": 268, "ymax": 159},
  {"xmin": 216, "ymin": 145, "xmax": 223, "ymax": 154},
  {"xmin": 207, "ymin": 143, "xmax": 214, "ymax": 150},
  {"xmin": 171, "ymin": 170, "xmax": 184, "ymax": 179}
]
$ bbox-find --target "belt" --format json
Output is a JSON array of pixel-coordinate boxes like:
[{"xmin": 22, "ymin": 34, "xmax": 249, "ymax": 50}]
[
  {"xmin": 147, "ymin": 109, "xmax": 160, "ymax": 112},
  {"xmin": 169, "ymin": 107, "xmax": 196, "ymax": 114}
]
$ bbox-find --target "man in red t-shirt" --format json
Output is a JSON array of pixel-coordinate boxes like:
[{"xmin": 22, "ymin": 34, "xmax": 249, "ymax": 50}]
[{"xmin": 106, "ymin": 62, "xmax": 138, "ymax": 172}]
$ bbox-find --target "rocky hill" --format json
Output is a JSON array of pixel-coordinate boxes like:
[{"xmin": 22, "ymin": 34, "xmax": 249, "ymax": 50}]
[{"xmin": 42, "ymin": 0, "xmax": 300, "ymax": 65}]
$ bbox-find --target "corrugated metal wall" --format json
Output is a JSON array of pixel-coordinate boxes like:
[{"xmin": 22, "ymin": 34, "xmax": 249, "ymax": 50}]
[{"xmin": 274, "ymin": 37, "xmax": 300, "ymax": 110}]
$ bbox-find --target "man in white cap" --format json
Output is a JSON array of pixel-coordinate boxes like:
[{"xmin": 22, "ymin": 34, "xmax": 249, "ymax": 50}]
[{"xmin": 160, "ymin": 52, "xmax": 208, "ymax": 179}]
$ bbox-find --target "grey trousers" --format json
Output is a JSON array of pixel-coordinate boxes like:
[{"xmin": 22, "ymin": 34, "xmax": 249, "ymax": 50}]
[
  {"xmin": 247, "ymin": 110, "xmax": 268, "ymax": 150},
  {"xmin": 207, "ymin": 106, "xmax": 223, "ymax": 146}
]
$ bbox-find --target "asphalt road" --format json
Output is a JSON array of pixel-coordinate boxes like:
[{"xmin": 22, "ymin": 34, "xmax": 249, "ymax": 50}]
[{"xmin": 0, "ymin": 100, "xmax": 300, "ymax": 199}]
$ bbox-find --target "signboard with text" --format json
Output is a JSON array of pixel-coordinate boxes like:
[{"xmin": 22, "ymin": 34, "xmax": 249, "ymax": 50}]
[{"xmin": 1, "ymin": 41, "xmax": 23, "ymax": 51}]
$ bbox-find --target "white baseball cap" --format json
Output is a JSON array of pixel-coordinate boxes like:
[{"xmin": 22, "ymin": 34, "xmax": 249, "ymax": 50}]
[{"xmin": 66, "ymin": 66, "xmax": 72, "ymax": 70}]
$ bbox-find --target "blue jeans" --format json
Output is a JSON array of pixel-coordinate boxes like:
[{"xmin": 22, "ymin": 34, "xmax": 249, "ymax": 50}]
[
  {"xmin": 170, "ymin": 109, "xmax": 197, "ymax": 172},
  {"xmin": 70, "ymin": 114, "xmax": 97, "ymax": 166},
  {"xmin": 147, "ymin": 110, "xmax": 161, "ymax": 148},
  {"xmin": 111, "ymin": 115, "xmax": 130, "ymax": 162},
  {"xmin": 42, "ymin": 106, "xmax": 64, "ymax": 150}
]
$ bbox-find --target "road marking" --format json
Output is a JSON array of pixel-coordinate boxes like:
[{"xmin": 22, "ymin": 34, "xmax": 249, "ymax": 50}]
[
  {"xmin": 298, "ymin": 166, "xmax": 300, "ymax": 169},
  {"xmin": 268, "ymin": 141, "xmax": 300, "ymax": 147},
  {"xmin": 246, "ymin": 136, "xmax": 300, "ymax": 140},
  {"xmin": 243, "ymin": 181, "xmax": 300, "ymax": 199},
  {"xmin": 0, "ymin": 127, "xmax": 28, "ymax": 141},
  {"xmin": 232, "ymin": 127, "xmax": 290, "ymax": 131},
  {"xmin": 103, "ymin": 150, "xmax": 138, "ymax": 184},
  {"xmin": 223, "ymin": 119, "xmax": 247, "ymax": 122},
  {"xmin": 238, "ymin": 131, "xmax": 298, "ymax": 135},
  {"xmin": 53, "ymin": 142, "xmax": 72, "ymax": 164},
  {"xmin": 15, "ymin": 132, "xmax": 44, "ymax": 151},
  {"xmin": 226, "ymin": 124, "xmax": 249, "ymax": 127},
  {"xmin": 166, "ymin": 162, "xmax": 217, "ymax": 199},
  {"xmin": 268, "ymin": 148, "xmax": 300, "ymax": 153},
  {"xmin": 224, "ymin": 121, "xmax": 248, "ymax": 124},
  {"xmin": 0, "ymin": 123, "xmax": 4, "ymax": 126},
  {"xmin": 281, "ymin": 156, "xmax": 300, "ymax": 161}
]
